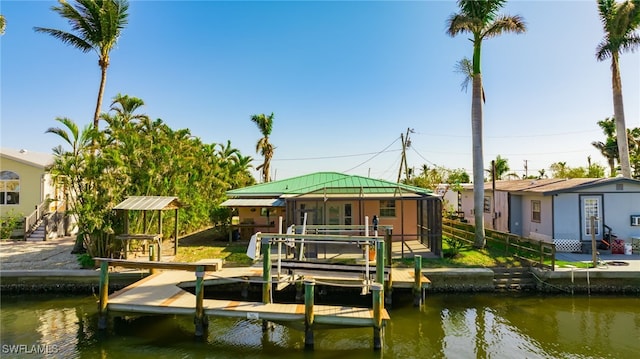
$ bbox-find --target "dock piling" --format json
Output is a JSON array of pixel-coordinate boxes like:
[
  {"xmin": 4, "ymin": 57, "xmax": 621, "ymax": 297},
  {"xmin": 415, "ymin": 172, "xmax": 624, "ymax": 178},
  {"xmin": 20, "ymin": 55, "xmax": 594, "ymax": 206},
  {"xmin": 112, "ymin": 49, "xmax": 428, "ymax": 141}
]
[
  {"xmin": 304, "ymin": 279, "xmax": 315, "ymax": 350},
  {"xmin": 194, "ymin": 265, "xmax": 208, "ymax": 337},
  {"xmin": 262, "ymin": 236, "xmax": 272, "ymax": 304},
  {"xmin": 413, "ymin": 255, "xmax": 422, "ymax": 307},
  {"xmin": 371, "ymin": 283, "xmax": 384, "ymax": 351},
  {"xmin": 98, "ymin": 260, "xmax": 109, "ymax": 330}
]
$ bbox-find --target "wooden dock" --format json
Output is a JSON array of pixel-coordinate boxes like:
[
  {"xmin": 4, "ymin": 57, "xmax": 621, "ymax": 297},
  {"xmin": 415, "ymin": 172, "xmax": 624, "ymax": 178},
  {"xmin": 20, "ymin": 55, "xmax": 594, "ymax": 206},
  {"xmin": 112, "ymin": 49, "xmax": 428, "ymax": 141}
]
[
  {"xmin": 107, "ymin": 269, "xmax": 390, "ymax": 326},
  {"xmin": 95, "ymin": 232, "xmax": 432, "ymax": 351},
  {"xmin": 95, "ymin": 258, "xmax": 404, "ymax": 350}
]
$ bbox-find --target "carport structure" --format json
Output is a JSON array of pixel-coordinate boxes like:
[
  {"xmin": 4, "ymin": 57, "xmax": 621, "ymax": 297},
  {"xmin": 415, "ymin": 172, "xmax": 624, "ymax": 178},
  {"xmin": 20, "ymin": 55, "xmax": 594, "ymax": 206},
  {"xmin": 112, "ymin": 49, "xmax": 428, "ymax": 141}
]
[{"xmin": 113, "ymin": 196, "xmax": 183, "ymax": 260}]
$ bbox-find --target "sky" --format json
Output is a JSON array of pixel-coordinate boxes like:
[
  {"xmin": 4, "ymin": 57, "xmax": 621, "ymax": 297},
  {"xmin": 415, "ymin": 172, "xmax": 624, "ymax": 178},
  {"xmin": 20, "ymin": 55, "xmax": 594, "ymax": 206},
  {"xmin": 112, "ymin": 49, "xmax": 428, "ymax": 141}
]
[{"xmin": 1, "ymin": 0, "xmax": 639, "ymax": 182}]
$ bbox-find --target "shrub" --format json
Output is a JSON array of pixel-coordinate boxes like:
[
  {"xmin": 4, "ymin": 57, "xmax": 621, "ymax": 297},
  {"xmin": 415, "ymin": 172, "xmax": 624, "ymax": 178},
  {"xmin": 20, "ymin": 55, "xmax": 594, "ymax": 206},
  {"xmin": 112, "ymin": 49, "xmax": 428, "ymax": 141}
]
[
  {"xmin": 1, "ymin": 210, "xmax": 22, "ymax": 239},
  {"xmin": 444, "ymin": 236, "xmax": 466, "ymax": 257},
  {"xmin": 76, "ymin": 253, "xmax": 95, "ymax": 269}
]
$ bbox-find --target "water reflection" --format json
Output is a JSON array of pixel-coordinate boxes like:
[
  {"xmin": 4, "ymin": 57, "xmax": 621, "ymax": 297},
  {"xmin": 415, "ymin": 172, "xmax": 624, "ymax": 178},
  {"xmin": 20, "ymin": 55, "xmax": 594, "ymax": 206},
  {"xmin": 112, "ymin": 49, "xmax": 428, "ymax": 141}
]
[{"xmin": 1, "ymin": 293, "xmax": 638, "ymax": 358}]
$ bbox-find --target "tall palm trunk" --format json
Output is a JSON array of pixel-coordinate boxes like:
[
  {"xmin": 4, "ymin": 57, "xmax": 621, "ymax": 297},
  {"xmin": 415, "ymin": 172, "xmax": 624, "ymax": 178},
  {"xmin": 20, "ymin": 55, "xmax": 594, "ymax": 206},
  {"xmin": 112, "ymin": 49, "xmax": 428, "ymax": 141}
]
[
  {"xmin": 611, "ymin": 53, "xmax": 631, "ymax": 178},
  {"xmin": 472, "ymin": 72, "xmax": 486, "ymax": 248},
  {"xmin": 471, "ymin": 39, "xmax": 485, "ymax": 248},
  {"xmin": 93, "ymin": 61, "xmax": 108, "ymax": 130}
]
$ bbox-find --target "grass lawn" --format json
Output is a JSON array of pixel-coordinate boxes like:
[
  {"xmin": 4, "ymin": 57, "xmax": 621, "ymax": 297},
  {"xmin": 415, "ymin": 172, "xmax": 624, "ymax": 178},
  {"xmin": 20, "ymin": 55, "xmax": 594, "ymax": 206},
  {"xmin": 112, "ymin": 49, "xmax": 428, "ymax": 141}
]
[
  {"xmin": 175, "ymin": 228, "xmax": 253, "ymax": 266},
  {"xmin": 175, "ymin": 228, "xmax": 588, "ymax": 269}
]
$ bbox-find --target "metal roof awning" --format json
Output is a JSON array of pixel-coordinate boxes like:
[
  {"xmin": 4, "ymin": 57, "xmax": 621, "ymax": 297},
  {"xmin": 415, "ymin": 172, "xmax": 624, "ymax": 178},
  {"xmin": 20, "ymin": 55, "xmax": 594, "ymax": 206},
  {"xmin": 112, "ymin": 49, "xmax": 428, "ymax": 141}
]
[
  {"xmin": 220, "ymin": 198, "xmax": 285, "ymax": 207},
  {"xmin": 113, "ymin": 196, "xmax": 182, "ymax": 211}
]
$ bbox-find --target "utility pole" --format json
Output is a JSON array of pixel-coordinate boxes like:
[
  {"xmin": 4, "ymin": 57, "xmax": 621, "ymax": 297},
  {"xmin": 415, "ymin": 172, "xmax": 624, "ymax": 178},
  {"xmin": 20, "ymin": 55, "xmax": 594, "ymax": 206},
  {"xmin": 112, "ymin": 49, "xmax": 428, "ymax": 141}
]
[
  {"xmin": 524, "ymin": 160, "xmax": 528, "ymax": 178},
  {"xmin": 396, "ymin": 128, "xmax": 414, "ymax": 183}
]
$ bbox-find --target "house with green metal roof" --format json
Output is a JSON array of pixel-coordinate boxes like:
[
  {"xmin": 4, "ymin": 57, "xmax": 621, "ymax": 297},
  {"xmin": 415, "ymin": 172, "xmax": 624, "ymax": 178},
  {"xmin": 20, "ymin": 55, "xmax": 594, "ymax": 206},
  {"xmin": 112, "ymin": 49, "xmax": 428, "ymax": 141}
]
[{"xmin": 221, "ymin": 172, "xmax": 443, "ymax": 255}]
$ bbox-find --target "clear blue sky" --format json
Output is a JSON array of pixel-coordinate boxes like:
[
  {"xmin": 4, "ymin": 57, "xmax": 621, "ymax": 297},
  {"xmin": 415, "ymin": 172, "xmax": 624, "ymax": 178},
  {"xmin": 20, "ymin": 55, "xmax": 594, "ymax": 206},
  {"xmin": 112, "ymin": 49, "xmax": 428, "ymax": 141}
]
[{"xmin": 1, "ymin": 0, "xmax": 639, "ymax": 182}]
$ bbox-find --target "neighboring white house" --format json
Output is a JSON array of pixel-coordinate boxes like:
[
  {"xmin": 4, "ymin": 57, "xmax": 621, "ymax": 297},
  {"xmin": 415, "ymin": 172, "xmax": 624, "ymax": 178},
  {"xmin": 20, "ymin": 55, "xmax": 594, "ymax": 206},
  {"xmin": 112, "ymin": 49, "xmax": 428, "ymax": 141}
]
[
  {"xmin": 435, "ymin": 184, "xmax": 461, "ymax": 214},
  {"xmin": 458, "ymin": 178, "xmax": 640, "ymax": 251}
]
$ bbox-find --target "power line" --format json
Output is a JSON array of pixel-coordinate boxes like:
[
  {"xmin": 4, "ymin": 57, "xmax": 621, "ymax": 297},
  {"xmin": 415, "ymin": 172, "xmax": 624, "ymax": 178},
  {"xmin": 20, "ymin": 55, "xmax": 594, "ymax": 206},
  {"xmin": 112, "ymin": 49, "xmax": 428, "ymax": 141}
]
[
  {"xmin": 343, "ymin": 137, "xmax": 401, "ymax": 173},
  {"xmin": 413, "ymin": 129, "xmax": 601, "ymax": 139},
  {"xmin": 271, "ymin": 147, "xmax": 401, "ymax": 162}
]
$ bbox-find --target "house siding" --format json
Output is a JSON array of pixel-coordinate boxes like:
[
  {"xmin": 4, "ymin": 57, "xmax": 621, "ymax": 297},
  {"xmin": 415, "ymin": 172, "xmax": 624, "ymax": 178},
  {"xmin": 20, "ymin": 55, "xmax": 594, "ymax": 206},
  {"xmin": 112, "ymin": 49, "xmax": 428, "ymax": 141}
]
[
  {"xmin": 601, "ymin": 192, "xmax": 640, "ymax": 240},
  {"xmin": 233, "ymin": 198, "xmax": 421, "ymax": 240},
  {"xmin": 0, "ymin": 157, "xmax": 48, "ymax": 217},
  {"xmin": 552, "ymin": 182, "xmax": 640, "ymax": 240},
  {"xmin": 521, "ymin": 195, "xmax": 553, "ymax": 240},
  {"xmin": 553, "ymin": 193, "xmax": 582, "ymax": 240}
]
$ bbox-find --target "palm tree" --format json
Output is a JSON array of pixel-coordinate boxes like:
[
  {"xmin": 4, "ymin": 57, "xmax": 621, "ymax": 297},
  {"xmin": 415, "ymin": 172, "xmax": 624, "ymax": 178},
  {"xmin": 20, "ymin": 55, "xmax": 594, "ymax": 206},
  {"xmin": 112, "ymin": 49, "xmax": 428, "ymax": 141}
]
[
  {"xmin": 34, "ymin": 0, "xmax": 129, "ymax": 130},
  {"xmin": 592, "ymin": 117, "xmax": 619, "ymax": 177},
  {"xmin": 108, "ymin": 93, "xmax": 147, "ymax": 123},
  {"xmin": 538, "ymin": 169, "xmax": 547, "ymax": 179},
  {"xmin": 1, "ymin": 14, "xmax": 6, "ymax": 35},
  {"xmin": 486, "ymin": 155, "xmax": 510, "ymax": 180},
  {"xmin": 596, "ymin": 0, "xmax": 640, "ymax": 178},
  {"xmin": 446, "ymin": 0, "xmax": 526, "ymax": 248},
  {"xmin": 550, "ymin": 162, "xmax": 569, "ymax": 178},
  {"xmin": 251, "ymin": 113, "xmax": 275, "ymax": 183},
  {"xmin": 46, "ymin": 117, "xmax": 98, "ymax": 253}
]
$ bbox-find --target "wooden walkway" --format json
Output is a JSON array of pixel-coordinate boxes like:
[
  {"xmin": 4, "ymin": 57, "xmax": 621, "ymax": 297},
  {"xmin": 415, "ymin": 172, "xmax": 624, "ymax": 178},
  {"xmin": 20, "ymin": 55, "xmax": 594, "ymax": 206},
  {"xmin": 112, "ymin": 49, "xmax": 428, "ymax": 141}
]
[
  {"xmin": 108, "ymin": 269, "xmax": 389, "ymax": 326},
  {"xmin": 103, "ymin": 262, "xmax": 398, "ymax": 327},
  {"xmin": 96, "ymin": 233, "xmax": 434, "ymax": 351}
]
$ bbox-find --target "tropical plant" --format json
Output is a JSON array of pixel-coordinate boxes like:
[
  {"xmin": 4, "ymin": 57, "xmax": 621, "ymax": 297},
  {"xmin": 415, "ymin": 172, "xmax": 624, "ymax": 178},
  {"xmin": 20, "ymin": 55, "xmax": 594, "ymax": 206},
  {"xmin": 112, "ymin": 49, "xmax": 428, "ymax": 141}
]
[
  {"xmin": 486, "ymin": 155, "xmax": 510, "ymax": 180},
  {"xmin": 595, "ymin": 0, "xmax": 640, "ymax": 178},
  {"xmin": 251, "ymin": 113, "xmax": 275, "ymax": 182},
  {"xmin": 1, "ymin": 210, "xmax": 21, "ymax": 239},
  {"xmin": 34, "ymin": 0, "xmax": 129, "ymax": 129},
  {"xmin": 629, "ymin": 127, "xmax": 640, "ymax": 178},
  {"xmin": 592, "ymin": 117, "xmax": 619, "ymax": 176},
  {"xmin": 537, "ymin": 169, "xmax": 547, "ymax": 179},
  {"xmin": 1, "ymin": 14, "xmax": 6, "ymax": 35},
  {"xmin": 549, "ymin": 160, "xmax": 606, "ymax": 179},
  {"xmin": 47, "ymin": 117, "xmax": 128, "ymax": 256},
  {"xmin": 446, "ymin": 0, "xmax": 526, "ymax": 248},
  {"xmin": 47, "ymin": 95, "xmax": 257, "ymax": 257},
  {"xmin": 550, "ymin": 161, "xmax": 569, "ymax": 178}
]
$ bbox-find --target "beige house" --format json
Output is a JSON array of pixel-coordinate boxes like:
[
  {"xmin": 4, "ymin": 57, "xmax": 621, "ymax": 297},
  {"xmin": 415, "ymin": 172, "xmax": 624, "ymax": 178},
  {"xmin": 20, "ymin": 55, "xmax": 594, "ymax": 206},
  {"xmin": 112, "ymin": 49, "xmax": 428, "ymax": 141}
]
[{"xmin": 0, "ymin": 148, "xmax": 66, "ymax": 239}]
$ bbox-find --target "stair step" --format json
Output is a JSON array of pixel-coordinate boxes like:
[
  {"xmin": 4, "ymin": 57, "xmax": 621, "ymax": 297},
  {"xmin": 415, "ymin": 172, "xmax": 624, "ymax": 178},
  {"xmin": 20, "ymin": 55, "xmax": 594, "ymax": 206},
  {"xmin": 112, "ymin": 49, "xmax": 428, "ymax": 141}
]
[{"xmin": 492, "ymin": 267, "xmax": 535, "ymax": 290}]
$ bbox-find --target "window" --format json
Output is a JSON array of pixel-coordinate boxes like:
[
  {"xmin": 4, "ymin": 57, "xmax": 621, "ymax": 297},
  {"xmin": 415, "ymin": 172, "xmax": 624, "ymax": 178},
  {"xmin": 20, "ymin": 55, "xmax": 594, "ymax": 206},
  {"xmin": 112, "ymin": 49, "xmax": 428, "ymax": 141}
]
[
  {"xmin": 380, "ymin": 200, "xmax": 396, "ymax": 217},
  {"xmin": 583, "ymin": 198, "xmax": 601, "ymax": 236},
  {"xmin": 483, "ymin": 197, "xmax": 491, "ymax": 213},
  {"xmin": 344, "ymin": 204, "xmax": 352, "ymax": 225},
  {"xmin": 531, "ymin": 200, "xmax": 541, "ymax": 223},
  {"xmin": 0, "ymin": 171, "xmax": 20, "ymax": 205}
]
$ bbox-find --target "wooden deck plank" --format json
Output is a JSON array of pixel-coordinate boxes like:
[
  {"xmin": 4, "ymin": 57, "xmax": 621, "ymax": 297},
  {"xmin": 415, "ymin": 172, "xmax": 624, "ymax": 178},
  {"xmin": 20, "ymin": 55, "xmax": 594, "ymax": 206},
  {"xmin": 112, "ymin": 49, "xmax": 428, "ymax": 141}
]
[{"xmin": 106, "ymin": 265, "xmax": 397, "ymax": 328}]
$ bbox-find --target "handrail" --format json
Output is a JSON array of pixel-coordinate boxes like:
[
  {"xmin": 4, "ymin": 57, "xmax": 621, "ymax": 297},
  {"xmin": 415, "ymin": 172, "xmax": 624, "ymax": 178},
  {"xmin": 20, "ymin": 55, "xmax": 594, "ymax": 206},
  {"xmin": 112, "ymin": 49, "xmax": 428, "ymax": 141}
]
[
  {"xmin": 23, "ymin": 200, "xmax": 49, "ymax": 240},
  {"xmin": 23, "ymin": 199, "xmax": 66, "ymax": 240}
]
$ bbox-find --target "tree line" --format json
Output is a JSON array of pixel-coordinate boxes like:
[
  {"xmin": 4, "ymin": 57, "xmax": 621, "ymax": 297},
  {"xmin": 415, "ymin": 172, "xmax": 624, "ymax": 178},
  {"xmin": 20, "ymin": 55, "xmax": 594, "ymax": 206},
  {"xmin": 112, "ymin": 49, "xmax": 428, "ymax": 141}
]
[{"xmin": 47, "ymin": 95, "xmax": 256, "ymax": 257}]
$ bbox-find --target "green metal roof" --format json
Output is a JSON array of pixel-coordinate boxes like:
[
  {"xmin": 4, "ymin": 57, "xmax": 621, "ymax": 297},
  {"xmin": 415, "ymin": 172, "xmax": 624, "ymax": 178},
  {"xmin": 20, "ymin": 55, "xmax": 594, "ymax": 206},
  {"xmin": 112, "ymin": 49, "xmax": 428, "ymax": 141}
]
[{"xmin": 226, "ymin": 172, "xmax": 433, "ymax": 197}]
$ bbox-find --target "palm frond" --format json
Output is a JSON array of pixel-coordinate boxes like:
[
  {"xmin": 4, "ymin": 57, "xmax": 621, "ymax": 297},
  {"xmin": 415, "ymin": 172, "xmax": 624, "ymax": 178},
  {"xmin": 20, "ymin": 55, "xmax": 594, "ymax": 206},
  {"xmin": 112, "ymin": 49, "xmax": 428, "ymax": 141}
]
[
  {"xmin": 482, "ymin": 15, "xmax": 527, "ymax": 39},
  {"xmin": 454, "ymin": 57, "xmax": 473, "ymax": 92}
]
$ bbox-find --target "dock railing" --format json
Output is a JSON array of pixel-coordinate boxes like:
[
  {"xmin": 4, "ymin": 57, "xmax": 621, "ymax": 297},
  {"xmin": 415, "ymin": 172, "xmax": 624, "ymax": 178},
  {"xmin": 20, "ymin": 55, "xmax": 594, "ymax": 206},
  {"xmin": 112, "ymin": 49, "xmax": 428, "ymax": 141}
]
[{"xmin": 442, "ymin": 218, "xmax": 556, "ymax": 270}]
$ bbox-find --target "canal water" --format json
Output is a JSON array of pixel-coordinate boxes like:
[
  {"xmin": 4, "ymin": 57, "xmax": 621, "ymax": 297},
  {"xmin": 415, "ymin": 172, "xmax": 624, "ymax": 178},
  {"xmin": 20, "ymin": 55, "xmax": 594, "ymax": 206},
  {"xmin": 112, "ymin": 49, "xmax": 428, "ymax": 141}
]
[{"xmin": 1, "ymin": 292, "xmax": 638, "ymax": 358}]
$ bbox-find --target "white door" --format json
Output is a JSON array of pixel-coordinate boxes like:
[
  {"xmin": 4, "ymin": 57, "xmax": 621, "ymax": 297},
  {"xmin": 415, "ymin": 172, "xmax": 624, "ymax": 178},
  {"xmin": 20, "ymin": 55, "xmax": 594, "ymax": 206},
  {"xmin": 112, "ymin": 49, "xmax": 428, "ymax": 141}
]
[{"xmin": 581, "ymin": 196, "xmax": 602, "ymax": 240}]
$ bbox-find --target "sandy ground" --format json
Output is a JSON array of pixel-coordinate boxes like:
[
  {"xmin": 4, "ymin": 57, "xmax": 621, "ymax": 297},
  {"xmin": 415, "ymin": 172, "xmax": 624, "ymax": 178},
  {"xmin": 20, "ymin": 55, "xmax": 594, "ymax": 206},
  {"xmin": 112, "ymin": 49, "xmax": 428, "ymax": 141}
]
[{"xmin": 0, "ymin": 236, "xmax": 80, "ymax": 270}]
